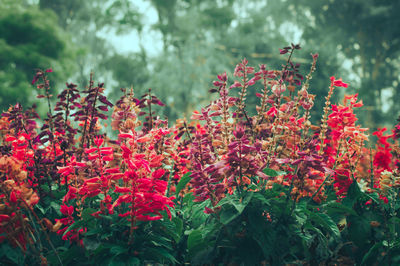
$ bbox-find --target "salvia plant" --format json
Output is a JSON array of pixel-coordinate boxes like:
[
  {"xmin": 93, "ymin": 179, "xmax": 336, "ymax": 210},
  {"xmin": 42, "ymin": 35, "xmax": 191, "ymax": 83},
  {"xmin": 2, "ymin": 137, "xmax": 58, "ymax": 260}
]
[{"xmin": 1, "ymin": 43, "xmax": 400, "ymax": 265}]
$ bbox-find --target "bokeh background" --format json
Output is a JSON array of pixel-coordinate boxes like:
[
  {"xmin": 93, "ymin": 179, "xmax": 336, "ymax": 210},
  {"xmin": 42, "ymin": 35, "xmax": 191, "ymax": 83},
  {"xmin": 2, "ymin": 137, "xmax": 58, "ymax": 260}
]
[{"xmin": 1, "ymin": 0, "xmax": 400, "ymax": 130}]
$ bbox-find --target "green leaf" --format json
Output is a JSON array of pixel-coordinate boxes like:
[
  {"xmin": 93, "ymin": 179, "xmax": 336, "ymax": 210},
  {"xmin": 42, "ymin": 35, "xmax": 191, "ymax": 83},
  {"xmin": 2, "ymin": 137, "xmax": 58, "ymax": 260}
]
[
  {"xmin": 50, "ymin": 201, "xmax": 61, "ymax": 216},
  {"xmin": 365, "ymin": 192, "xmax": 380, "ymax": 204},
  {"xmin": 187, "ymin": 228, "xmax": 212, "ymax": 259},
  {"xmin": 54, "ymin": 245, "xmax": 84, "ymax": 264},
  {"xmin": 109, "ymin": 255, "xmax": 126, "ymax": 266},
  {"xmin": 263, "ymin": 168, "xmax": 286, "ymax": 177},
  {"xmin": 217, "ymin": 192, "xmax": 253, "ymax": 225},
  {"xmin": 343, "ymin": 181, "xmax": 365, "ymax": 206},
  {"xmin": 293, "ymin": 227, "xmax": 313, "ymax": 245},
  {"xmin": 110, "ymin": 245, "xmax": 129, "ymax": 256},
  {"xmin": 127, "ymin": 257, "xmax": 140, "ymax": 265},
  {"xmin": 219, "ymin": 206, "xmax": 240, "ymax": 225},
  {"xmin": 1, "ymin": 243, "xmax": 23, "ymax": 264},
  {"xmin": 247, "ymin": 184, "xmax": 259, "ymax": 190},
  {"xmin": 183, "ymin": 192, "xmax": 195, "ymax": 206},
  {"xmin": 63, "ymin": 220, "xmax": 84, "ymax": 237},
  {"xmin": 158, "ymin": 218, "xmax": 181, "ymax": 243},
  {"xmin": 85, "ymin": 228, "xmax": 103, "ymax": 236},
  {"xmin": 51, "ymin": 183, "xmax": 60, "ymax": 191},
  {"xmin": 81, "ymin": 208, "xmax": 97, "ymax": 221},
  {"xmin": 252, "ymin": 192, "xmax": 272, "ymax": 206},
  {"xmin": 190, "ymin": 199, "xmax": 211, "ymax": 227},
  {"xmin": 248, "ymin": 213, "xmax": 276, "ymax": 259},
  {"xmin": 176, "ymin": 172, "xmax": 191, "ymax": 196},
  {"xmin": 217, "ymin": 192, "xmax": 253, "ymax": 213},
  {"xmin": 311, "ymin": 212, "xmax": 340, "ymax": 239},
  {"xmin": 361, "ymin": 242, "xmax": 383, "ymax": 265},
  {"xmin": 146, "ymin": 247, "xmax": 177, "ymax": 263},
  {"xmin": 347, "ymin": 215, "xmax": 371, "ymax": 246},
  {"xmin": 40, "ymin": 185, "xmax": 50, "ymax": 193},
  {"xmin": 35, "ymin": 204, "xmax": 45, "ymax": 215},
  {"xmin": 83, "ymin": 237, "xmax": 101, "ymax": 251},
  {"xmin": 295, "ymin": 211, "xmax": 308, "ymax": 226},
  {"xmin": 325, "ymin": 201, "xmax": 357, "ymax": 216},
  {"xmin": 173, "ymin": 217, "xmax": 183, "ymax": 238},
  {"xmin": 187, "ymin": 229, "xmax": 203, "ymax": 251}
]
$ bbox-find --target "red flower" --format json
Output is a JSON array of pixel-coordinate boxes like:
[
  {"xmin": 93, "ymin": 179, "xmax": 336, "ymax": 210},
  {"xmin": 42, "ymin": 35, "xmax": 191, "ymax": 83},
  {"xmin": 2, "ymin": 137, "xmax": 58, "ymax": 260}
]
[
  {"xmin": 60, "ymin": 204, "xmax": 74, "ymax": 216},
  {"xmin": 330, "ymin": 76, "xmax": 348, "ymax": 88}
]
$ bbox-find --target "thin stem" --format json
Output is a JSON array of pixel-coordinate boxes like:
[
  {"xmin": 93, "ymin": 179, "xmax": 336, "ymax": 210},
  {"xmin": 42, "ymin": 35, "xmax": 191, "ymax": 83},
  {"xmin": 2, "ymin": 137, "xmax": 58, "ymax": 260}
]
[
  {"xmin": 370, "ymin": 147, "xmax": 374, "ymax": 189},
  {"xmin": 20, "ymin": 198, "xmax": 63, "ymax": 266},
  {"xmin": 148, "ymin": 88, "xmax": 153, "ymax": 131},
  {"xmin": 87, "ymin": 86, "xmax": 100, "ymax": 147}
]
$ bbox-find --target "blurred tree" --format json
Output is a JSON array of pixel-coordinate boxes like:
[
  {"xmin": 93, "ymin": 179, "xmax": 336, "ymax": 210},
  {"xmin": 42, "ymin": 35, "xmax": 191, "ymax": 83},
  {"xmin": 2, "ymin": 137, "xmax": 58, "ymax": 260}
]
[
  {"xmin": 145, "ymin": 0, "xmax": 320, "ymax": 120},
  {"xmin": 5, "ymin": 0, "xmax": 396, "ymax": 128},
  {"xmin": 143, "ymin": 0, "xmax": 237, "ymax": 119},
  {"xmin": 0, "ymin": 0, "xmax": 74, "ymax": 112},
  {"xmin": 293, "ymin": 0, "xmax": 400, "ymax": 127},
  {"xmin": 39, "ymin": 0, "xmax": 147, "ymax": 94},
  {"xmin": 100, "ymin": 50, "xmax": 149, "ymax": 98},
  {"xmin": 146, "ymin": 0, "xmax": 400, "ymax": 126}
]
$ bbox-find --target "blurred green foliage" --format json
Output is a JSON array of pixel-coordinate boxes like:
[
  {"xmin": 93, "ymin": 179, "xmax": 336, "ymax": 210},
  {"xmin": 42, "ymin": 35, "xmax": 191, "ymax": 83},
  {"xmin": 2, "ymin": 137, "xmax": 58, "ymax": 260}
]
[
  {"xmin": 39, "ymin": 0, "xmax": 146, "ymax": 96},
  {"xmin": 0, "ymin": 0, "xmax": 75, "ymax": 112},
  {"xmin": 294, "ymin": 0, "xmax": 400, "ymax": 128}
]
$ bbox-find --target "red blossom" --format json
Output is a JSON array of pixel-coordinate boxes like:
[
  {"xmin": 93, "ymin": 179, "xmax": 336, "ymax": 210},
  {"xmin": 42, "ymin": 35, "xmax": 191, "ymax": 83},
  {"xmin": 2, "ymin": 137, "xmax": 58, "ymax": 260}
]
[{"xmin": 330, "ymin": 76, "xmax": 348, "ymax": 88}]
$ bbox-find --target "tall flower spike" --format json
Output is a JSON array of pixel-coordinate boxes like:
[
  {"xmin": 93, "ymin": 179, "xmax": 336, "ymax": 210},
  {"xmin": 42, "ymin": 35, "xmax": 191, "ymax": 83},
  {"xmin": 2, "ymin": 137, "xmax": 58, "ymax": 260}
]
[{"xmin": 319, "ymin": 77, "xmax": 348, "ymax": 155}]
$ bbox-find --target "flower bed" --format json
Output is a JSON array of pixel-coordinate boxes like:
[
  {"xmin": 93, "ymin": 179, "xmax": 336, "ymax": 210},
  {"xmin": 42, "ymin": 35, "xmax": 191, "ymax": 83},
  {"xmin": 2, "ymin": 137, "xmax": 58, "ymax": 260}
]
[{"xmin": 1, "ymin": 44, "xmax": 400, "ymax": 265}]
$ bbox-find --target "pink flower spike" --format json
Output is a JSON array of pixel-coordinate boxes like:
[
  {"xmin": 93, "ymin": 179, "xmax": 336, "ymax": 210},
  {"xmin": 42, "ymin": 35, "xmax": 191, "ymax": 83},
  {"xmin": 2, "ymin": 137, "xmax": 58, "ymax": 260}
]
[{"xmin": 45, "ymin": 68, "xmax": 53, "ymax": 73}]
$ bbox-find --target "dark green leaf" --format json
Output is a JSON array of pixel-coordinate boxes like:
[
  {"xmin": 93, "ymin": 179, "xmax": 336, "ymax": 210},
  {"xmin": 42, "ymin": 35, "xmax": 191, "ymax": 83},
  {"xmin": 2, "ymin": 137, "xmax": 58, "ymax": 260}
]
[
  {"xmin": 172, "ymin": 217, "xmax": 183, "ymax": 239},
  {"xmin": 1, "ymin": 243, "xmax": 23, "ymax": 264},
  {"xmin": 311, "ymin": 212, "xmax": 340, "ymax": 239},
  {"xmin": 347, "ymin": 215, "xmax": 371, "ymax": 247},
  {"xmin": 176, "ymin": 172, "xmax": 191, "ymax": 196},
  {"xmin": 146, "ymin": 247, "xmax": 177, "ymax": 263},
  {"xmin": 83, "ymin": 237, "xmax": 101, "ymax": 251},
  {"xmin": 219, "ymin": 205, "xmax": 240, "ymax": 225},
  {"xmin": 187, "ymin": 229, "xmax": 203, "ymax": 251},
  {"xmin": 110, "ymin": 245, "xmax": 129, "ymax": 256},
  {"xmin": 361, "ymin": 242, "xmax": 383, "ymax": 265},
  {"xmin": 325, "ymin": 201, "xmax": 357, "ymax": 216}
]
